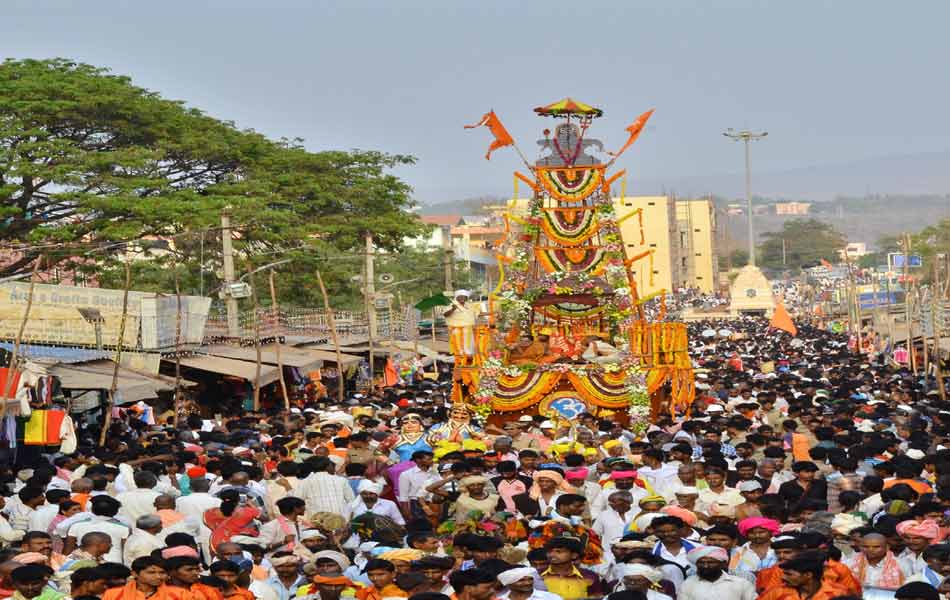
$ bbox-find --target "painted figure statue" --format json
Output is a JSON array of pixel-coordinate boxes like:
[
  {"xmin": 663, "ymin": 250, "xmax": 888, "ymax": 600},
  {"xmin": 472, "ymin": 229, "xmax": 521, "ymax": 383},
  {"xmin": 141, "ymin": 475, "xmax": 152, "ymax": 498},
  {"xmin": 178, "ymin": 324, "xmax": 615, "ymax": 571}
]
[
  {"xmin": 427, "ymin": 404, "xmax": 482, "ymax": 444},
  {"xmin": 392, "ymin": 413, "xmax": 433, "ymax": 463}
]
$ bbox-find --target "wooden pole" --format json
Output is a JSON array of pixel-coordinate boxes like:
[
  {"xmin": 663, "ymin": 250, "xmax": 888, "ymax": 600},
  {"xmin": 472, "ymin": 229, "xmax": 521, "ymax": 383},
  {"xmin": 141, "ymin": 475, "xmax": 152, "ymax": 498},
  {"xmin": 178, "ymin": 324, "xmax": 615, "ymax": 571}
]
[
  {"xmin": 2, "ymin": 254, "xmax": 43, "ymax": 415},
  {"xmin": 431, "ymin": 308, "xmax": 438, "ymax": 375},
  {"xmin": 904, "ymin": 233, "xmax": 917, "ymax": 374},
  {"xmin": 933, "ymin": 259, "xmax": 946, "ymax": 399},
  {"xmin": 99, "ymin": 255, "xmax": 132, "ymax": 446},
  {"xmin": 247, "ymin": 264, "xmax": 262, "ymax": 411},
  {"xmin": 269, "ymin": 270, "xmax": 290, "ymax": 412},
  {"xmin": 173, "ymin": 256, "xmax": 183, "ymax": 426},
  {"xmin": 922, "ymin": 282, "xmax": 930, "ymax": 377},
  {"xmin": 316, "ymin": 271, "xmax": 346, "ymax": 404}
]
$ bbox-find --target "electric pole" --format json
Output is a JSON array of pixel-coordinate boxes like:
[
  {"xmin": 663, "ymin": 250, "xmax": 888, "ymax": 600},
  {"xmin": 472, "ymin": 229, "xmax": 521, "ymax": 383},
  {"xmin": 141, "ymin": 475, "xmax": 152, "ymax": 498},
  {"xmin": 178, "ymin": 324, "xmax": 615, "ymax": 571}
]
[
  {"xmin": 723, "ymin": 129, "xmax": 768, "ymax": 267},
  {"xmin": 365, "ymin": 232, "xmax": 377, "ymax": 339},
  {"xmin": 221, "ymin": 209, "xmax": 239, "ymax": 337},
  {"xmin": 442, "ymin": 226, "xmax": 454, "ymax": 293}
]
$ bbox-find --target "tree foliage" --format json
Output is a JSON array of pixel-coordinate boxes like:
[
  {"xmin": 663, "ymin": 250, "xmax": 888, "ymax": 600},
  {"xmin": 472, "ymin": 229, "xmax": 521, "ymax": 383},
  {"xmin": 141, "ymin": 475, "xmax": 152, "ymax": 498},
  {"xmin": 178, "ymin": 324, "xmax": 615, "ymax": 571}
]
[
  {"xmin": 758, "ymin": 218, "xmax": 846, "ymax": 271},
  {"xmin": 0, "ymin": 58, "xmax": 427, "ymax": 307}
]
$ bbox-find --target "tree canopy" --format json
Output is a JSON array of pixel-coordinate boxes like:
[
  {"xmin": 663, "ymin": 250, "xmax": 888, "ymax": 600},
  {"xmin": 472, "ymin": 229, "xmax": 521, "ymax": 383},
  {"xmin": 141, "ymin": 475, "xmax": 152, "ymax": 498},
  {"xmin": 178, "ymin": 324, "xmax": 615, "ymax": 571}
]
[
  {"xmin": 758, "ymin": 218, "xmax": 846, "ymax": 271},
  {"xmin": 0, "ymin": 58, "xmax": 430, "ymax": 307}
]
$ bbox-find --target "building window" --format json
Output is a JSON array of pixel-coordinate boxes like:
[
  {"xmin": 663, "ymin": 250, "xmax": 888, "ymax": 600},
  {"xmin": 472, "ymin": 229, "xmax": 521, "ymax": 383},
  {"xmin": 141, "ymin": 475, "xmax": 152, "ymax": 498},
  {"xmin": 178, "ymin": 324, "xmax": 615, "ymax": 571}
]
[
  {"xmin": 649, "ymin": 243, "xmax": 657, "ymax": 248},
  {"xmin": 681, "ymin": 257, "xmax": 687, "ymax": 268},
  {"xmin": 648, "ymin": 202, "xmax": 655, "ymax": 206},
  {"xmin": 695, "ymin": 253, "xmax": 702, "ymax": 257},
  {"xmin": 696, "ymin": 276, "xmax": 704, "ymax": 280},
  {"xmin": 694, "ymin": 228, "xmax": 701, "ymax": 233}
]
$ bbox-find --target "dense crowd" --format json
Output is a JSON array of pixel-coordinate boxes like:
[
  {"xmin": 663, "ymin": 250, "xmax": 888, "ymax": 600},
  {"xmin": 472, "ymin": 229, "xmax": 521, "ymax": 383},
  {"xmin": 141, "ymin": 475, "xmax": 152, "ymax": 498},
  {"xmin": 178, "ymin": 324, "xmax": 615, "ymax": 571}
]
[{"xmin": 0, "ymin": 315, "xmax": 946, "ymax": 600}]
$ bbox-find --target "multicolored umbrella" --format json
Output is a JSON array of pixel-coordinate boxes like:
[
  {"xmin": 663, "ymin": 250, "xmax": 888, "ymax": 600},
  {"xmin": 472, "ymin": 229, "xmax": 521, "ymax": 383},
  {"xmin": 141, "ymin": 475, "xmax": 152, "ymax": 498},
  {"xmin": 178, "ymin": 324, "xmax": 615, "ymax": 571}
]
[{"xmin": 533, "ymin": 97, "xmax": 603, "ymax": 118}]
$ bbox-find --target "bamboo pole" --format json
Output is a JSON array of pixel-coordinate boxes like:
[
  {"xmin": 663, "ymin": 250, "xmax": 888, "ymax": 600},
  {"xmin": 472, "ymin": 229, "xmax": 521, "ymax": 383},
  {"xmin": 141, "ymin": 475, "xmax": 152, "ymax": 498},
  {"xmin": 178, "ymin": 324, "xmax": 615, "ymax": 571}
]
[
  {"xmin": 247, "ymin": 264, "xmax": 262, "ymax": 411},
  {"xmin": 904, "ymin": 233, "xmax": 917, "ymax": 374},
  {"xmin": 99, "ymin": 255, "xmax": 132, "ymax": 446},
  {"xmin": 315, "ymin": 271, "xmax": 345, "ymax": 404},
  {"xmin": 173, "ymin": 257, "xmax": 183, "ymax": 426},
  {"xmin": 934, "ymin": 260, "xmax": 946, "ymax": 400},
  {"xmin": 269, "ymin": 270, "xmax": 290, "ymax": 412},
  {"xmin": 2, "ymin": 254, "xmax": 43, "ymax": 415}
]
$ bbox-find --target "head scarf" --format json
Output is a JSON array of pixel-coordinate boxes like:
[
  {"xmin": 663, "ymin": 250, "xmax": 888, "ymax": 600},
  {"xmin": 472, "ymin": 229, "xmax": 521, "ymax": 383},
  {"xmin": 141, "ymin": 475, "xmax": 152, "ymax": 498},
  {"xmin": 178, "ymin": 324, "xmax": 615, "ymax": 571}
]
[
  {"xmin": 161, "ymin": 546, "xmax": 199, "ymax": 559},
  {"xmin": 675, "ymin": 486, "xmax": 699, "ymax": 496},
  {"xmin": 459, "ymin": 475, "xmax": 489, "ymax": 491},
  {"xmin": 12, "ymin": 553, "xmax": 47, "ymax": 565},
  {"xmin": 896, "ymin": 519, "xmax": 941, "ymax": 540},
  {"xmin": 831, "ymin": 513, "xmax": 865, "ymax": 535},
  {"xmin": 738, "ymin": 517, "xmax": 781, "ymax": 537},
  {"xmin": 311, "ymin": 575, "xmax": 353, "ymax": 586},
  {"xmin": 565, "ymin": 468, "xmax": 589, "ymax": 481},
  {"xmin": 530, "ymin": 470, "xmax": 572, "ymax": 499},
  {"xmin": 662, "ymin": 506, "xmax": 697, "ymax": 526},
  {"xmin": 620, "ymin": 564, "xmax": 664, "ymax": 584},
  {"xmin": 631, "ymin": 512, "xmax": 666, "ymax": 533},
  {"xmin": 358, "ymin": 480, "xmax": 384, "ymax": 495},
  {"xmin": 497, "ymin": 567, "xmax": 536, "ymax": 587},
  {"xmin": 687, "ymin": 545, "xmax": 729, "ymax": 564},
  {"xmin": 300, "ymin": 529, "xmax": 326, "ymax": 541},
  {"xmin": 270, "ymin": 554, "xmax": 302, "ymax": 567},
  {"xmin": 378, "ymin": 549, "xmax": 424, "ymax": 563},
  {"xmin": 313, "ymin": 550, "xmax": 351, "ymax": 570},
  {"xmin": 610, "ymin": 471, "xmax": 638, "ymax": 481},
  {"xmin": 638, "ymin": 495, "xmax": 667, "ymax": 507},
  {"xmin": 603, "ymin": 440, "xmax": 622, "ymax": 450}
]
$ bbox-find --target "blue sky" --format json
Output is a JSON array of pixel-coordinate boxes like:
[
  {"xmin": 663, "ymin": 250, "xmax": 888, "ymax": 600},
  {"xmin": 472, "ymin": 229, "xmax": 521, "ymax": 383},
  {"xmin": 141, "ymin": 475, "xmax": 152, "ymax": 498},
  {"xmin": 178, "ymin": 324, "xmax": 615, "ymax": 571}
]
[{"xmin": 4, "ymin": 1, "xmax": 950, "ymax": 203}]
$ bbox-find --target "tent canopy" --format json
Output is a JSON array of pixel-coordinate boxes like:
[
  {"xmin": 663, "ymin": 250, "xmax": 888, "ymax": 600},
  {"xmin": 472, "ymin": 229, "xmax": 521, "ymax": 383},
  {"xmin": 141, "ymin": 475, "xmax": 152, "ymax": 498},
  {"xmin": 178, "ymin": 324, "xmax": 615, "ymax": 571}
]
[
  {"xmin": 202, "ymin": 345, "xmax": 322, "ymax": 372},
  {"xmin": 34, "ymin": 359, "xmax": 192, "ymax": 404},
  {"xmin": 173, "ymin": 355, "xmax": 280, "ymax": 385}
]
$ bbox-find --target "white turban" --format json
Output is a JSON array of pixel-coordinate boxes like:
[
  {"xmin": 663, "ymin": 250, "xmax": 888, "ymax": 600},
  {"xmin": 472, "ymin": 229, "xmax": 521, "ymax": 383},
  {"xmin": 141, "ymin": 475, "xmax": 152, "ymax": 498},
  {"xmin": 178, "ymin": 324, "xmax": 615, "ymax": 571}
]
[
  {"xmin": 313, "ymin": 550, "xmax": 350, "ymax": 570},
  {"xmin": 455, "ymin": 289, "xmax": 471, "ymax": 297},
  {"xmin": 687, "ymin": 545, "xmax": 729, "ymax": 564},
  {"xmin": 634, "ymin": 512, "xmax": 665, "ymax": 532},
  {"xmin": 497, "ymin": 567, "xmax": 536, "ymax": 587},
  {"xmin": 299, "ymin": 529, "xmax": 326, "ymax": 541},
  {"xmin": 358, "ymin": 480, "xmax": 384, "ymax": 495},
  {"xmin": 620, "ymin": 564, "xmax": 664, "ymax": 584}
]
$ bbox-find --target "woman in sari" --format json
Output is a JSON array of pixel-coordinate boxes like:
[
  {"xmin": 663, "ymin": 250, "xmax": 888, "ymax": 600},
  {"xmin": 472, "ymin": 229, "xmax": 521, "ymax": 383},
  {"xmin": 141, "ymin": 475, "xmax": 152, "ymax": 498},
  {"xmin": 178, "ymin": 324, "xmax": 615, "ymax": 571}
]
[{"xmin": 204, "ymin": 490, "xmax": 261, "ymax": 554}]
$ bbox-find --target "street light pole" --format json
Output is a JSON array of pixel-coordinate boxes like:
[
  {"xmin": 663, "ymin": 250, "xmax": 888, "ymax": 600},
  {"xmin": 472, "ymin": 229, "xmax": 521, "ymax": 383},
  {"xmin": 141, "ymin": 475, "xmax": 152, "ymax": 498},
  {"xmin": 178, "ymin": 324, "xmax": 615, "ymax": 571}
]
[{"xmin": 723, "ymin": 129, "xmax": 768, "ymax": 267}]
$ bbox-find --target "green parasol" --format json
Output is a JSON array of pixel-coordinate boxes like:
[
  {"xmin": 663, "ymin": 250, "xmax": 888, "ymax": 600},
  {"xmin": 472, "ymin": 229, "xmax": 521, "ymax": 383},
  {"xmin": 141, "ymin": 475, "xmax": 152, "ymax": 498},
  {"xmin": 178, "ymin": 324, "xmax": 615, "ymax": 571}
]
[{"xmin": 414, "ymin": 293, "xmax": 452, "ymax": 311}]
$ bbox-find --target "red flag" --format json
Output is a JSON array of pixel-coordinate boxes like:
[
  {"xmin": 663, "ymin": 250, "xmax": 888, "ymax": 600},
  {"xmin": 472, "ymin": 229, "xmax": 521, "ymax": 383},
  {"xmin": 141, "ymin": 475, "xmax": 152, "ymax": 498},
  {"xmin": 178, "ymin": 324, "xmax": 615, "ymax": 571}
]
[
  {"xmin": 608, "ymin": 109, "xmax": 655, "ymax": 158},
  {"xmin": 465, "ymin": 110, "xmax": 514, "ymax": 160},
  {"xmin": 770, "ymin": 301, "xmax": 798, "ymax": 336}
]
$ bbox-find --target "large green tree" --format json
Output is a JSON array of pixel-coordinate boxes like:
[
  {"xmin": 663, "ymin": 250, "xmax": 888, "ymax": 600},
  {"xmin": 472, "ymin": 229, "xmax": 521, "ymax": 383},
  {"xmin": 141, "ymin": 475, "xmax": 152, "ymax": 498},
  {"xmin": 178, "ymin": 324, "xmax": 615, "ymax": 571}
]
[
  {"xmin": 758, "ymin": 218, "xmax": 846, "ymax": 271},
  {"xmin": 0, "ymin": 58, "xmax": 426, "ymax": 307}
]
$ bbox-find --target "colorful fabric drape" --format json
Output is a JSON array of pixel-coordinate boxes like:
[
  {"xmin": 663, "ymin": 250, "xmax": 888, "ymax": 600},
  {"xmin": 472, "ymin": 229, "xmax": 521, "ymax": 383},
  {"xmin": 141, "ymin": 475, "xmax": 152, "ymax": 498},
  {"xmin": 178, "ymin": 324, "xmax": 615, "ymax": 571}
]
[
  {"xmin": 23, "ymin": 410, "xmax": 65, "ymax": 446},
  {"xmin": 536, "ymin": 167, "xmax": 603, "ymax": 202},
  {"xmin": 540, "ymin": 208, "xmax": 600, "ymax": 246},
  {"xmin": 491, "ymin": 371, "xmax": 562, "ymax": 412},
  {"xmin": 535, "ymin": 246, "xmax": 608, "ymax": 275},
  {"xmin": 566, "ymin": 371, "xmax": 630, "ymax": 408}
]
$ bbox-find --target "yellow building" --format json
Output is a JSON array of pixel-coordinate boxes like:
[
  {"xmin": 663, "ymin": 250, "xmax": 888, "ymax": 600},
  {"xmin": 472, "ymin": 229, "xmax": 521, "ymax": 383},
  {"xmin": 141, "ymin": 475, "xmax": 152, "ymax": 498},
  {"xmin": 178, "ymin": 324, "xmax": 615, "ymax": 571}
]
[{"xmin": 614, "ymin": 196, "xmax": 720, "ymax": 296}]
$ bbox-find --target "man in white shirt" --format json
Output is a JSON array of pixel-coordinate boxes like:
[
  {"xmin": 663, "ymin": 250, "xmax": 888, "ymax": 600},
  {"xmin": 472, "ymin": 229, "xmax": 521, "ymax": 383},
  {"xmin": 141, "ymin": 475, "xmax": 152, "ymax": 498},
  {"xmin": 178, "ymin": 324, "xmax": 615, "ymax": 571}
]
[
  {"xmin": 293, "ymin": 458, "xmax": 354, "ymax": 517},
  {"xmin": 349, "ymin": 480, "xmax": 404, "ymax": 525},
  {"xmin": 592, "ymin": 490, "xmax": 635, "ymax": 547},
  {"xmin": 115, "ymin": 471, "xmax": 162, "ymax": 523},
  {"xmin": 65, "ymin": 496, "xmax": 131, "ymax": 564},
  {"xmin": 258, "ymin": 496, "xmax": 305, "ymax": 555},
  {"xmin": 497, "ymin": 567, "xmax": 560, "ymax": 600},
  {"xmin": 175, "ymin": 478, "xmax": 221, "ymax": 521},
  {"xmin": 397, "ymin": 450, "xmax": 437, "ymax": 520},
  {"xmin": 4, "ymin": 486, "xmax": 45, "ymax": 535},
  {"xmin": 679, "ymin": 546, "xmax": 755, "ymax": 600},
  {"xmin": 27, "ymin": 489, "xmax": 69, "ymax": 534},
  {"xmin": 123, "ymin": 514, "xmax": 165, "ymax": 564}
]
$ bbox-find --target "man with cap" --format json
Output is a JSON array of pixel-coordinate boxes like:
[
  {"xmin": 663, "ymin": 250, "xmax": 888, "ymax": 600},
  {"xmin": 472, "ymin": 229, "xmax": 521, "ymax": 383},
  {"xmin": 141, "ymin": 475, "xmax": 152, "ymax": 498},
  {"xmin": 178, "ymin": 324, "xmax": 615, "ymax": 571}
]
[
  {"xmin": 349, "ymin": 480, "xmax": 404, "ymax": 525},
  {"xmin": 497, "ymin": 566, "xmax": 559, "ymax": 600},
  {"xmin": 679, "ymin": 545, "xmax": 755, "ymax": 600},
  {"xmin": 444, "ymin": 290, "xmax": 480, "ymax": 365}
]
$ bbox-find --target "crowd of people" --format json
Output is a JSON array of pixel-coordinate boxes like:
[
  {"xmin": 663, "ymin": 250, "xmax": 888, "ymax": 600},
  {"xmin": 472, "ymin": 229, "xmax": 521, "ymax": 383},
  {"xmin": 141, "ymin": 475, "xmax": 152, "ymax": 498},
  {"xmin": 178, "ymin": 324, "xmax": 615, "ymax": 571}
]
[{"xmin": 0, "ymin": 315, "xmax": 946, "ymax": 600}]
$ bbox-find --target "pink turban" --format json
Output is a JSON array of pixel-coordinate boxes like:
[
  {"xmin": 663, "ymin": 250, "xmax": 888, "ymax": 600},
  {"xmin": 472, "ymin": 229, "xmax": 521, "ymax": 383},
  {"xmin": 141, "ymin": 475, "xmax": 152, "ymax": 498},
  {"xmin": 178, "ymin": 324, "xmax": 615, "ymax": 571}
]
[
  {"xmin": 738, "ymin": 517, "xmax": 781, "ymax": 537},
  {"xmin": 162, "ymin": 546, "xmax": 200, "ymax": 559},
  {"xmin": 662, "ymin": 506, "xmax": 698, "ymax": 526},
  {"xmin": 609, "ymin": 470, "xmax": 638, "ymax": 480},
  {"xmin": 12, "ymin": 552, "xmax": 47, "ymax": 564},
  {"xmin": 565, "ymin": 468, "xmax": 589, "ymax": 480},
  {"xmin": 687, "ymin": 545, "xmax": 729, "ymax": 564},
  {"xmin": 896, "ymin": 519, "xmax": 941, "ymax": 540}
]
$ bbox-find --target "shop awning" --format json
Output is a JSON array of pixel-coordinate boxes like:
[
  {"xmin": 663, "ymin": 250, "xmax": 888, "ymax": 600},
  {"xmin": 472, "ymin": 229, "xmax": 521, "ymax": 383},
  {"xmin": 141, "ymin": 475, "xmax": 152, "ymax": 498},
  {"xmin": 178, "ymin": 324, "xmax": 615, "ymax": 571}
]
[
  {"xmin": 202, "ymin": 345, "xmax": 322, "ymax": 372},
  {"xmin": 279, "ymin": 346, "xmax": 362, "ymax": 367},
  {"xmin": 37, "ymin": 359, "xmax": 192, "ymax": 404},
  {"xmin": 174, "ymin": 355, "xmax": 280, "ymax": 385}
]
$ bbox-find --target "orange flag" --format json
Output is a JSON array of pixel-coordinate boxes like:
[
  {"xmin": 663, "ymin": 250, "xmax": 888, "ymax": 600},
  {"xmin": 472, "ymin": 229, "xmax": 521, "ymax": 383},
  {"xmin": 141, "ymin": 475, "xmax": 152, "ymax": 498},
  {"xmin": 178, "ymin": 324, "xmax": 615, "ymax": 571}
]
[
  {"xmin": 465, "ymin": 110, "xmax": 514, "ymax": 160},
  {"xmin": 383, "ymin": 358, "xmax": 400, "ymax": 387},
  {"xmin": 770, "ymin": 301, "xmax": 798, "ymax": 336},
  {"xmin": 608, "ymin": 109, "xmax": 655, "ymax": 158},
  {"xmin": 820, "ymin": 258, "xmax": 833, "ymax": 268}
]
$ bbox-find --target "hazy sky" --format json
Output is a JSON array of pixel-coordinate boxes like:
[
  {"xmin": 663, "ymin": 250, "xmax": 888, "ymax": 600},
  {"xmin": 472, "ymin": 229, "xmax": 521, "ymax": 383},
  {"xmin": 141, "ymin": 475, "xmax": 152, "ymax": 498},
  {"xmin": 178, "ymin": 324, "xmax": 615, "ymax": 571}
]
[{"xmin": 4, "ymin": 1, "xmax": 950, "ymax": 204}]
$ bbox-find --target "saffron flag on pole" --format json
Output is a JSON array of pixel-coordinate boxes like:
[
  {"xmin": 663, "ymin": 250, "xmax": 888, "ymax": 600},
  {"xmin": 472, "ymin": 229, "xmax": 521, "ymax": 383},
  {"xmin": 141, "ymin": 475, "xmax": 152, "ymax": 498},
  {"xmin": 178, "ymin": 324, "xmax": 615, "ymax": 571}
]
[
  {"xmin": 465, "ymin": 111, "xmax": 514, "ymax": 160},
  {"xmin": 820, "ymin": 258, "xmax": 833, "ymax": 268},
  {"xmin": 770, "ymin": 301, "xmax": 798, "ymax": 336},
  {"xmin": 608, "ymin": 109, "xmax": 655, "ymax": 158}
]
